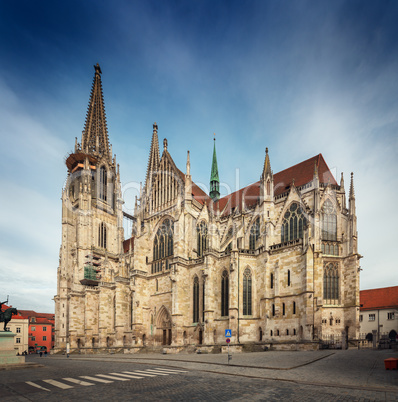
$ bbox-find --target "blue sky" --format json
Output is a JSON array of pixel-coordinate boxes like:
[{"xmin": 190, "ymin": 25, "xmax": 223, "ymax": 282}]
[{"xmin": 0, "ymin": 0, "xmax": 397, "ymax": 312}]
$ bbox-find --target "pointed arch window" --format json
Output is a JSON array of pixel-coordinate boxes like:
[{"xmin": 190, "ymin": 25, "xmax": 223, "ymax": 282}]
[
  {"xmin": 322, "ymin": 199, "xmax": 337, "ymax": 241},
  {"xmin": 99, "ymin": 166, "xmax": 107, "ymax": 201},
  {"xmin": 221, "ymin": 270, "xmax": 229, "ymax": 317},
  {"xmin": 249, "ymin": 217, "xmax": 260, "ymax": 251},
  {"xmin": 281, "ymin": 203, "xmax": 307, "ymax": 243},
  {"xmin": 99, "ymin": 222, "xmax": 107, "ymax": 249},
  {"xmin": 193, "ymin": 276, "xmax": 199, "ymax": 323},
  {"xmin": 202, "ymin": 279, "xmax": 205, "ymax": 322},
  {"xmin": 323, "ymin": 263, "xmax": 339, "ymax": 304},
  {"xmin": 152, "ymin": 219, "xmax": 174, "ymax": 274},
  {"xmin": 243, "ymin": 268, "xmax": 252, "ymax": 315},
  {"xmin": 197, "ymin": 221, "xmax": 208, "ymax": 257}
]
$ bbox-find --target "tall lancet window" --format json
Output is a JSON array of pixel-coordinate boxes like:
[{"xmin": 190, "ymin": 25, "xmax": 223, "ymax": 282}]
[
  {"xmin": 243, "ymin": 268, "xmax": 252, "ymax": 315},
  {"xmin": 281, "ymin": 203, "xmax": 306, "ymax": 243},
  {"xmin": 193, "ymin": 276, "xmax": 199, "ymax": 323},
  {"xmin": 249, "ymin": 217, "xmax": 260, "ymax": 250},
  {"xmin": 152, "ymin": 219, "xmax": 174, "ymax": 274},
  {"xmin": 100, "ymin": 166, "xmax": 107, "ymax": 201},
  {"xmin": 197, "ymin": 221, "xmax": 208, "ymax": 257},
  {"xmin": 99, "ymin": 222, "xmax": 107, "ymax": 249},
  {"xmin": 323, "ymin": 263, "xmax": 339, "ymax": 304},
  {"xmin": 321, "ymin": 199, "xmax": 337, "ymax": 241},
  {"xmin": 221, "ymin": 270, "xmax": 229, "ymax": 317}
]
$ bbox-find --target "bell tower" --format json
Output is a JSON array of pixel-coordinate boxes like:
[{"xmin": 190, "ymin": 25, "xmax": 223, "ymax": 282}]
[{"xmin": 54, "ymin": 64, "xmax": 124, "ymax": 350}]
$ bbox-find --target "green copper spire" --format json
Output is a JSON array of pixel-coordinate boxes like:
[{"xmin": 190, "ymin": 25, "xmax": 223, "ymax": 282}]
[{"xmin": 210, "ymin": 136, "xmax": 220, "ymax": 201}]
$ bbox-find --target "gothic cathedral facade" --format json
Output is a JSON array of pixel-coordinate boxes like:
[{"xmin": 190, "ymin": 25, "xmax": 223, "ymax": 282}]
[{"xmin": 54, "ymin": 65, "xmax": 361, "ymax": 352}]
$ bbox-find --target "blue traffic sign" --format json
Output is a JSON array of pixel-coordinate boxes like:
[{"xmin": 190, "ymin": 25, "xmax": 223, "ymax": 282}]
[{"xmin": 225, "ymin": 329, "xmax": 232, "ymax": 337}]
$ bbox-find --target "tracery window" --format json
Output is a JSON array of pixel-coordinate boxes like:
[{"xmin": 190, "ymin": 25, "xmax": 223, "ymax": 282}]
[
  {"xmin": 249, "ymin": 217, "xmax": 260, "ymax": 250},
  {"xmin": 202, "ymin": 279, "xmax": 205, "ymax": 322},
  {"xmin": 99, "ymin": 222, "xmax": 107, "ymax": 248},
  {"xmin": 100, "ymin": 166, "xmax": 107, "ymax": 201},
  {"xmin": 322, "ymin": 199, "xmax": 337, "ymax": 241},
  {"xmin": 243, "ymin": 268, "xmax": 252, "ymax": 315},
  {"xmin": 323, "ymin": 263, "xmax": 339, "ymax": 304},
  {"xmin": 281, "ymin": 203, "xmax": 306, "ymax": 243},
  {"xmin": 221, "ymin": 270, "xmax": 229, "ymax": 317},
  {"xmin": 152, "ymin": 219, "xmax": 174, "ymax": 274},
  {"xmin": 197, "ymin": 221, "xmax": 208, "ymax": 257},
  {"xmin": 193, "ymin": 276, "xmax": 199, "ymax": 323}
]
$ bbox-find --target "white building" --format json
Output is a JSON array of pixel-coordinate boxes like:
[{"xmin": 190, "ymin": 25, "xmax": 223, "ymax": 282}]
[{"xmin": 360, "ymin": 286, "xmax": 398, "ymax": 343}]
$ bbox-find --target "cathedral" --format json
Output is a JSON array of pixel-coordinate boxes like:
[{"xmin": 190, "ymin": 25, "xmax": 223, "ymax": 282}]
[{"xmin": 54, "ymin": 64, "xmax": 361, "ymax": 353}]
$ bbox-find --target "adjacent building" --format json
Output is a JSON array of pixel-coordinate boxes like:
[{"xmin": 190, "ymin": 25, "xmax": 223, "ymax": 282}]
[
  {"xmin": 360, "ymin": 286, "xmax": 398, "ymax": 343},
  {"xmin": 54, "ymin": 64, "xmax": 361, "ymax": 352},
  {"xmin": 19, "ymin": 310, "xmax": 55, "ymax": 353}
]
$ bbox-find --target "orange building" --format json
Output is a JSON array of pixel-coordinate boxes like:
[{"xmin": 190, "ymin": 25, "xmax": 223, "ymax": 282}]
[{"xmin": 19, "ymin": 310, "xmax": 55, "ymax": 353}]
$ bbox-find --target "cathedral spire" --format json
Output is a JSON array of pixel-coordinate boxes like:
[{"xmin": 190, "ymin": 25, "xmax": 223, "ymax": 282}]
[
  {"xmin": 81, "ymin": 63, "xmax": 111, "ymax": 160},
  {"xmin": 145, "ymin": 122, "xmax": 160, "ymax": 187},
  {"xmin": 210, "ymin": 135, "xmax": 220, "ymax": 201}
]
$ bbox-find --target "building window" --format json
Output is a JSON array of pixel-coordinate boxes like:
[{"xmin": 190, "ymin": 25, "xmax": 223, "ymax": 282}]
[
  {"xmin": 270, "ymin": 273, "xmax": 274, "ymax": 289},
  {"xmin": 100, "ymin": 166, "xmax": 107, "ymax": 201},
  {"xmin": 221, "ymin": 270, "xmax": 229, "ymax": 317},
  {"xmin": 197, "ymin": 221, "xmax": 208, "ymax": 257},
  {"xmin": 272, "ymin": 304, "xmax": 275, "ymax": 316},
  {"xmin": 16, "ymin": 338, "xmax": 21, "ymax": 344},
  {"xmin": 16, "ymin": 327, "xmax": 21, "ymax": 333},
  {"xmin": 281, "ymin": 202, "xmax": 306, "ymax": 243},
  {"xmin": 286, "ymin": 329, "xmax": 289, "ymax": 335},
  {"xmin": 249, "ymin": 217, "xmax": 260, "ymax": 250},
  {"xmin": 359, "ymin": 314, "xmax": 363, "ymax": 322},
  {"xmin": 202, "ymin": 279, "xmax": 206, "ymax": 322},
  {"xmin": 43, "ymin": 336, "xmax": 47, "ymax": 341},
  {"xmin": 287, "ymin": 270, "xmax": 291, "ymax": 286},
  {"xmin": 152, "ymin": 219, "xmax": 174, "ymax": 274},
  {"xmin": 31, "ymin": 336, "xmax": 35, "ymax": 341},
  {"xmin": 243, "ymin": 268, "xmax": 252, "ymax": 315},
  {"xmin": 193, "ymin": 276, "xmax": 199, "ymax": 323},
  {"xmin": 293, "ymin": 301, "xmax": 296, "ymax": 315},
  {"xmin": 323, "ymin": 263, "xmax": 339, "ymax": 304},
  {"xmin": 321, "ymin": 242, "xmax": 339, "ymax": 256},
  {"xmin": 321, "ymin": 199, "xmax": 337, "ymax": 241},
  {"xmin": 31, "ymin": 326, "xmax": 36, "ymax": 331},
  {"xmin": 282, "ymin": 303, "xmax": 285, "ymax": 315},
  {"xmin": 387, "ymin": 312, "xmax": 395, "ymax": 320},
  {"xmin": 99, "ymin": 222, "xmax": 107, "ymax": 249},
  {"xmin": 31, "ymin": 317, "xmax": 36, "ymax": 323},
  {"xmin": 43, "ymin": 327, "xmax": 47, "ymax": 332},
  {"xmin": 369, "ymin": 314, "xmax": 375, "ymax": 321},
  {"xmin": 293, "ymin": 328, "xmax": 296, "ymax": 335}
]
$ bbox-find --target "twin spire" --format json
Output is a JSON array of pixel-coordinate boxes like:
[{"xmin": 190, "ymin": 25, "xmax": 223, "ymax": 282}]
[
  {"xmin": 81, "ymin": 63, "xmax": 111, "ymax": 161},
  {"xmin": 210, "ymin": 136, "xmax": 220, "ymax": 201}
]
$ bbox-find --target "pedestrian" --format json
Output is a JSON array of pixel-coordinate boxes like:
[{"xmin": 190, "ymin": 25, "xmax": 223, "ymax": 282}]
[
  {"xmin": 45, "ymin": 351, "xmax": 47, "ymax": 357},
  {"xmin": 39, "ymin": 351, "xmax": 42, "ymax": 357}
]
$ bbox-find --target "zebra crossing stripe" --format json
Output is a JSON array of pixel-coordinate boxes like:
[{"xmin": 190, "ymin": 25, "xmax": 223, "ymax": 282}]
[
  {"xmin": 124, "ymin": 370, "xmax": 157, "ymax": 377},
  {"xmin": 153, "ymin": 368, "xmax": 188, "ymax": 373},
  {"xmin": 109, "ymin": 372, "xmax": 143, "ymax": 379},
  {"xmin": 43, "ymin": 379, "xmax": 74, "ymax": 389},
  {"xmin": 96, "ymin": 374, "xmax": 130, "ymax": 381},
  {"xmin": 80, "ymin": 376, "xmax": 113, "ymax": 384},
  {"xmin": 63, "ymin": 377, "xmax": 94, "ymax": 386},
  {"xmin": 143, "ymin": 369, "xmax": 170, "ymax": 375},
  {"xmin": 25, "ymin": 381, "xmax": 50, "ymax": 392}
]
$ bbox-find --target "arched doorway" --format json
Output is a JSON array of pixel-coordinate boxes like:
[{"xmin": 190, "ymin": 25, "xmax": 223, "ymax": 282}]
[
  {"xmin": 389, "ymin": 330, "xmax": 397, "ymax": 341},
  {"xmin": 156, "ymin": 306, "xmax": 172, "ymax": 346}
]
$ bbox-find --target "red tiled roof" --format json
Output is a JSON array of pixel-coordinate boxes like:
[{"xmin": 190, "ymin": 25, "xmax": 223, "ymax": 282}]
[
  {"xmin": 360, "ymin": 286, "xmax": 398, "ymax": 311},
  {"xmin": 18, "ymin": 310, "xmax": 55, "ymax": 320},
  {"xmin": 123, "ymin": 237, "xmax": 135, "ymax": 253},
  {"xmin": 212, "ymin": 153, "xmax": 336, "ymax": 217},
  {"xmin": 273, "ymin": 154, "xmax": 337, "ymax": 196}
]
